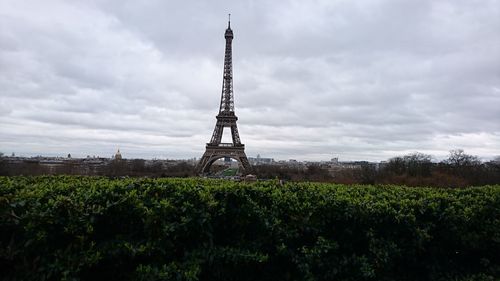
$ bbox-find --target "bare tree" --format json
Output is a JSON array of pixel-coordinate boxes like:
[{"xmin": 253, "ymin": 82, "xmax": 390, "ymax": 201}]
[
  {"xmin": 492, "ymin": 156, "xmax": 500, "ymax": 163},
  {"xmin": 445, "ymin": 149, "xmax": 480, "ymax": 167},
  {"xmin": 404, "ymin": 152, "xmax": 433, "ymax": 177},
  {"xmin": 385, "ymin": 152, "xmax": 433, "ymax": 177}
]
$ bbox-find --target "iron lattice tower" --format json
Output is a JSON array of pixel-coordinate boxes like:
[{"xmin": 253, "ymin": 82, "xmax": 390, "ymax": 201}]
[{"xmin": 196, "ymin": 16, "xmax": 251, "ymax": 174}]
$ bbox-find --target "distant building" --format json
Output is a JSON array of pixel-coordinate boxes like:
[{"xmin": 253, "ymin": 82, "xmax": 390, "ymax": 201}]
[
  {"xmin": 213, "ymin": 158, "xmax": 239, "ymax": 168},
  {"xmin": 248, "ymin": 154, "xmax": 275, "ymax": 165},
  {"xmin": 114, "ymin": 149, "xmax": 122, "ymax": 160}
]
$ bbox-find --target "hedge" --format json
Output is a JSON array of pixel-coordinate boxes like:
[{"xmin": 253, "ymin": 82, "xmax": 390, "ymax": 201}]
[{"xmin": 0, "ymin": 176, "xmax": 499, "ymax": 280}]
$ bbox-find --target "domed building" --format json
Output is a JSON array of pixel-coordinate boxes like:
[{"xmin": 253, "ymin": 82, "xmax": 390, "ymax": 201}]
[{"xmin": 114, "ymin": 149, "xmax": 122, "ymax": 160}]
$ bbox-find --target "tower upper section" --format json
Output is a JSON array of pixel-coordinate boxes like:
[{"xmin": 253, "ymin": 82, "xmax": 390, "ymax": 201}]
[{"xmin": 219, "ymin": 15, "xmax": 235, "ymax": 115}]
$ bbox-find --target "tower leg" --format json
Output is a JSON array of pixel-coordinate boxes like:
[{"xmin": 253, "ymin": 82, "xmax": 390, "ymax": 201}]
[{"xmin": 196, "ymin": 152, "xmax": 212, "ymax": 175}]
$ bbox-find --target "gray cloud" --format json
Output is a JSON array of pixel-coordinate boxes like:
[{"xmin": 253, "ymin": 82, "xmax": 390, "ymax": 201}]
[{"xmin": 1, "ymin": 0, "xmax": 499, "ymax": 161}]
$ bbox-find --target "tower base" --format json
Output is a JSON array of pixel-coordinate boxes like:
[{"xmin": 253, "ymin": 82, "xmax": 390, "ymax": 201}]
[{"xmin": 196, "ymin": 144, "xmax": 251, "ymax": 175}]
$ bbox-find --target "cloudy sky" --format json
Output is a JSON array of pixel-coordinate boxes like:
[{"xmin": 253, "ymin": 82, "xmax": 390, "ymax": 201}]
[{"xmin": 1, "ymin": 0, "xmax": 499, "ymax": 161}]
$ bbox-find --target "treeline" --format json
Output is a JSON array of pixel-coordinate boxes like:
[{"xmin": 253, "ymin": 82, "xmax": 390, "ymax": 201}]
[
  {"xmin": 375, "ymin": 150, "xmax": 500, "ymax": 187},
  {"xmin": 106, "ymin": 160, "xmax": 195, "ymax": 177},
  {"xmin": 0, "ymin": 158, "xmax": 196, "ymax": 178},
  {"xmin": 253, "ymin": 150, "xmax": 500, "ymax": 187},
  {"xmin": 2, "ymin": 150, "xmax": 500, "ymax": 187}
]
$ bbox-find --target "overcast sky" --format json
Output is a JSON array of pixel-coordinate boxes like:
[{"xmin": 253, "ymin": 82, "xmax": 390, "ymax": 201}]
[{"xmin": 1, "ymin": 0, "xmax": 499, "ymax": 161}]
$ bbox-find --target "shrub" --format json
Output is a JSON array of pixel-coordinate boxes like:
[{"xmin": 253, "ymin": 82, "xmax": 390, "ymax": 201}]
[{"xmin": 1, "ymin": 176, "xmax": 499, "ymax": 280}]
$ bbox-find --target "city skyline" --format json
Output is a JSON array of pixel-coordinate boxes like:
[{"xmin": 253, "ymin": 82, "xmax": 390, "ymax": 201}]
[{"xmin": 1, "ymin": 0, "xmax": 499, "ymax": 162}]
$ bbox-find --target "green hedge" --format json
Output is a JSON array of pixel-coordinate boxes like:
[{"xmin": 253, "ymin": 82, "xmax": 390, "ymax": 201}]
[{"xmin": 1, "ymin": 176, "xmax": 499, "ymax": 280}]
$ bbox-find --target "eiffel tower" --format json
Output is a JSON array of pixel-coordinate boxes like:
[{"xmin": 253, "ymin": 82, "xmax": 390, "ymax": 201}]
[{"xmin": 196, "ymin": 16, "xmax": 251, "ymax": 174}]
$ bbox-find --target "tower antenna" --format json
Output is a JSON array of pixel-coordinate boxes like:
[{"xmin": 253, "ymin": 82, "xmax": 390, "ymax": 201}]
[{"xmin": 228, "ymin": 13, "xmax": 231, "ymax": 27}]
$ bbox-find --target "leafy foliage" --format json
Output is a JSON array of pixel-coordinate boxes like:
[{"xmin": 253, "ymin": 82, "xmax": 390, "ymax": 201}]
[{"xmin": 1, "ymin": 176, "xmax": 499, "ymax": 280}]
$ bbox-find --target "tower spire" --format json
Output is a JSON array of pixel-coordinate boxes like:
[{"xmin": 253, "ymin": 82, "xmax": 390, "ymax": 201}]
[{"xmin": 228, "ymin": 13, "xmax": 231, "ymax": 28}]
